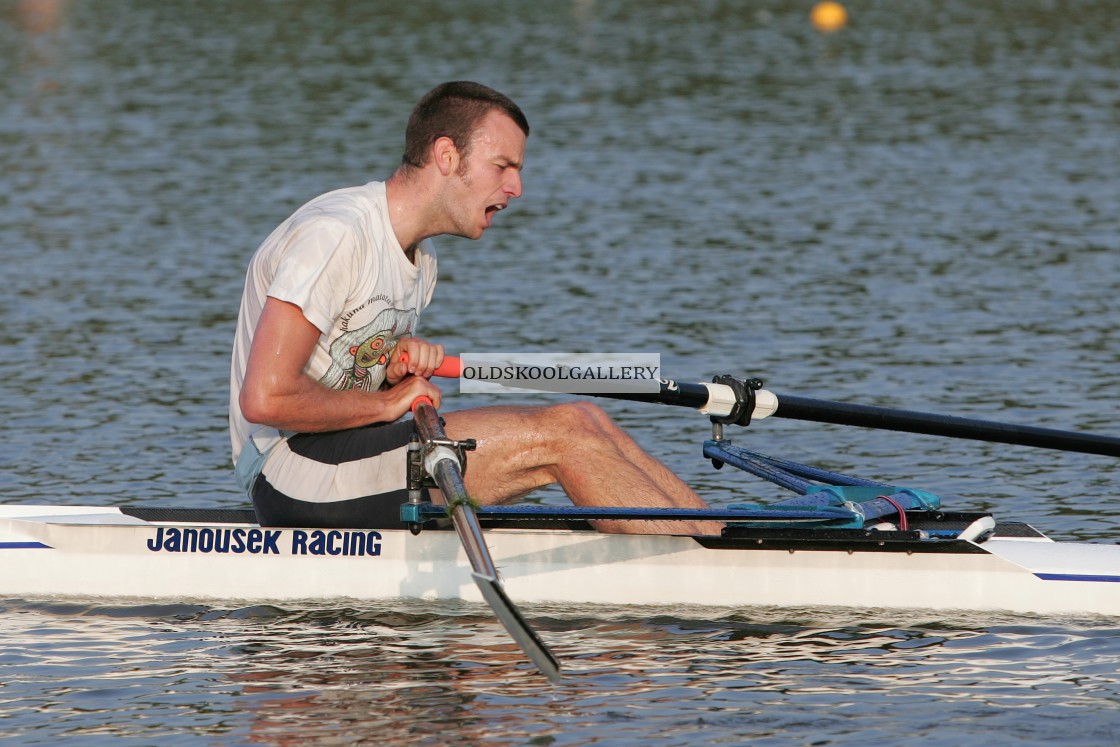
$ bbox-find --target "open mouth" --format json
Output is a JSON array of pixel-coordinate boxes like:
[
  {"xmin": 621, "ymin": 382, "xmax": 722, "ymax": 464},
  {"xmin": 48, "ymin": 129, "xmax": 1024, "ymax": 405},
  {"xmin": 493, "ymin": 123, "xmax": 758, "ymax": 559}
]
[{"xmin": 484, "ymin": 203, "xmax": 506, "ymax": 226}]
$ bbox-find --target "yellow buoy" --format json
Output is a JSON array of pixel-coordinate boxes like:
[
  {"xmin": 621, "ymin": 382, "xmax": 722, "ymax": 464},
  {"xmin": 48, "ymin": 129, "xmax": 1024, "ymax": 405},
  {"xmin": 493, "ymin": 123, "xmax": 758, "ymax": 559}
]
[{"xmin": 810, "ymin": 1, "xmax": 848, "ymax": 33}]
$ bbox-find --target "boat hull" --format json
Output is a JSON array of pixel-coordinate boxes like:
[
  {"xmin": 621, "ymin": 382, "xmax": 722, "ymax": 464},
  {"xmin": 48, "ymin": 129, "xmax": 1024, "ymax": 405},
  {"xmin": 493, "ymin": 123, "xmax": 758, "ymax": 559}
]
[{"xmin": 2, "ymin": 505, "xmax": 1119, "ymax": 617}]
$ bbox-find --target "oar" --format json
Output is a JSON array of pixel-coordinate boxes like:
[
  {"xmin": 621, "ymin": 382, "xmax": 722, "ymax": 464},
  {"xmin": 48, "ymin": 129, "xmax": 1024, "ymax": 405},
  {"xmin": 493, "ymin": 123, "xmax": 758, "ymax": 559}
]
[
  {"xmin": 430, "ymin": 356, "xmax": 1120, "ymax": 457},
  {"xmin": 408, "ymin": 391, "xmax": 561, "ymax": 683},
  {"xmin": 757, "ymin": 394, "xmax": 1120, "ymax": 457}
]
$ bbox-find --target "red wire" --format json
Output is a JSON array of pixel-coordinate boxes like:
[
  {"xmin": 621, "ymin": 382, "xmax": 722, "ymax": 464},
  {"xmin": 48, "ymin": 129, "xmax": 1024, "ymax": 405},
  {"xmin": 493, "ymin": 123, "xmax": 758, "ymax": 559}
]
[{"xmin": 878, "ymin": 494, "xmax": 909, "ymax": 531}]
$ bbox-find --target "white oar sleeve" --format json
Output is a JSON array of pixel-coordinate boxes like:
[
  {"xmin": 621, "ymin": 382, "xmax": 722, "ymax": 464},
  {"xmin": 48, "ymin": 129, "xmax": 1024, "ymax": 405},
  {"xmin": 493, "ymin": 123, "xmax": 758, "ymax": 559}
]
[{"xmin": 698, "ymin": 384, "xmax": 778, "ymax": 421}]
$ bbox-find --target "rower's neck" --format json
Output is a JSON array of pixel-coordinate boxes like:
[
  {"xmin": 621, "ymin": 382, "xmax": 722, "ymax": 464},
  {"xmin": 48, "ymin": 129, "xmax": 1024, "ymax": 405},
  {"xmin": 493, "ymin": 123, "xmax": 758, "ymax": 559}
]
[{"xmin": 385, "ymin": 170, "xmax": 433, "ymax": 264}]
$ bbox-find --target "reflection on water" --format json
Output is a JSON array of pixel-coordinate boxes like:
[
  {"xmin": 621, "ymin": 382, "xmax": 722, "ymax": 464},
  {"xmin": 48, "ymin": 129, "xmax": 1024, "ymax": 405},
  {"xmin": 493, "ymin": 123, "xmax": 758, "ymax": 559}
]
[{"xmin": 4, "ymin": 599, "xmax": 1120, "ymax": 744}]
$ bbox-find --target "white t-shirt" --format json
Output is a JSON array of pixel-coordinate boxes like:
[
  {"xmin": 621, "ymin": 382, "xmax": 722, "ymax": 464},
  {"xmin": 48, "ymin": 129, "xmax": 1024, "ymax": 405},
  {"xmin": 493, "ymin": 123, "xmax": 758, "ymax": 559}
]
[{"xmin": 229, "ymin": 181, "xmax": 437, "ymax": 464}]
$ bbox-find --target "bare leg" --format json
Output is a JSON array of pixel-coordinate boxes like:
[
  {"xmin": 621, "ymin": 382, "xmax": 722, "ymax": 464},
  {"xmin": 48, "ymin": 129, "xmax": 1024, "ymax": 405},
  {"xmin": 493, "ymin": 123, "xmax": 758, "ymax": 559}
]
[{"xmin": 441, "ymin": 401, "xmax": 722, "ymax": 536}]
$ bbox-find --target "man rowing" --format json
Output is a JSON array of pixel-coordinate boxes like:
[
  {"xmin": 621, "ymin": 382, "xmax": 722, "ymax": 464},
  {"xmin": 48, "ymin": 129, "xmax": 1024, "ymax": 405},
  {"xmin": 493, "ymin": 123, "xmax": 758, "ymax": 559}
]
[{"xmin": 229, "ymin": 81, "xmax": 720, "ymax": 535}]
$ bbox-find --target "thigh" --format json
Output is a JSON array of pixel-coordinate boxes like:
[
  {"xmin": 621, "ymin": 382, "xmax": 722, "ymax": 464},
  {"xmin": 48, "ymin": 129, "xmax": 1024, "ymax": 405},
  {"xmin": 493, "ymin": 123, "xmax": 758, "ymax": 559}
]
[{"xmin": 441, "ymin": 405, "xmax": 560, "ymax": 504}]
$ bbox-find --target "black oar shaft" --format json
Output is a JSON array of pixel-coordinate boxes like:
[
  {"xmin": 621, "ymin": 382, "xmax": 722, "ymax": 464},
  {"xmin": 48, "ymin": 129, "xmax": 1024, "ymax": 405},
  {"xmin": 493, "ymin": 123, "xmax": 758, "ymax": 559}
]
[
  {"xmin": 432, "ymin": 355, "xmax": 1118, "ymax": 457},
  {"xmin": 411, "ymin": 399, "xmax": 562, "ymax": 683},
  {"xmin": 586, "ymin": 380, "xmax": 1119, "ymax": 458},
  {"xmin": 412, "ymin": 403, "xmax": 497, "ymax": 577},
  {"xmin": 602, "ymin": 379, "xmax": 713, "ymax": 409},
  {"xmin": 774, "ymin": 395, "xmax": 1120, "ymax": 458}
]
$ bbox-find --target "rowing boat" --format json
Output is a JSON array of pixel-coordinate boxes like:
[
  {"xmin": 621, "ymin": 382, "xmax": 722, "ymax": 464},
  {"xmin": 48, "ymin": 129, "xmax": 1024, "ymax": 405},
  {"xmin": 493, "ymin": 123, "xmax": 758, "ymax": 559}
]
[
  {"xmin": 5, "ymin": 364, "xmax": 1119, "ymax": 681},
  {"xmin": 2, "ymin": 492, "xmax": 1119, "ymax": 616},
  {"xmin": 4, "ymin": 429, "xmax": 1119, "ymax": 618}
]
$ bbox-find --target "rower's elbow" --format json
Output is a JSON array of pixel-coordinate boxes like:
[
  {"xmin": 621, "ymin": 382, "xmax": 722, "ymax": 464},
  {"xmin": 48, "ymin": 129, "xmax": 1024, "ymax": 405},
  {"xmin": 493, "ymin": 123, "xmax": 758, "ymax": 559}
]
[{"xmin": 239, "ymin": 387, "xmax": 276, "ymax": 426}]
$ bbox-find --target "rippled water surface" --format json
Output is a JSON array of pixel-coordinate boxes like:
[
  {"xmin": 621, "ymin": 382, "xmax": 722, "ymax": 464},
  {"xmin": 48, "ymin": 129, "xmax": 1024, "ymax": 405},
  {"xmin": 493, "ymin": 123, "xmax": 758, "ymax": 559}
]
[
  {"xmin": 4, "ymin": 600, "xmax": 1120, "ymax": 746},
  {"xmin": 3, "ymin": 0, "xmax": 1120, "ymax": 744}
]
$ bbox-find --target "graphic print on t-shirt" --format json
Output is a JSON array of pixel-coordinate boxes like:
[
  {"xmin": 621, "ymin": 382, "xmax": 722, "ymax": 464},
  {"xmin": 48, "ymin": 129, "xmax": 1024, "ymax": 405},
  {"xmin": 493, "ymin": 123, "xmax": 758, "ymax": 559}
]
[{"xmin": 320, "ymin": 307, "xmax": 417, "ymax": 392}]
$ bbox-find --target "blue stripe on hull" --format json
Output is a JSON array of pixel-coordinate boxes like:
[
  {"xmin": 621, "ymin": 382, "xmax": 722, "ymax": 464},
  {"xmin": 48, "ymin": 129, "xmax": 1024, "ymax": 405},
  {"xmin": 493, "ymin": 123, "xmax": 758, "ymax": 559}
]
[
  {"xmin": 1037, "ymin": 573, "xmax": 1120, "ymax": 583},
  {"xmin": 0, "ymin": 542, "xmax": 51, "ymax": 549}
]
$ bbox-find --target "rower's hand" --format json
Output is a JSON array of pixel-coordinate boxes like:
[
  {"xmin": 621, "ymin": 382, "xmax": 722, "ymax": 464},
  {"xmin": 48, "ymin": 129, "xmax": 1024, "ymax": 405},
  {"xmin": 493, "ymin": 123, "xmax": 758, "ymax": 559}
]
[
  {"xmin": 387, "ymin": 338, "xmax": 445, "ymax": 386},
  {"xmin": 386, "ymin": 374, "xmax": 442, "ymax": 416}
]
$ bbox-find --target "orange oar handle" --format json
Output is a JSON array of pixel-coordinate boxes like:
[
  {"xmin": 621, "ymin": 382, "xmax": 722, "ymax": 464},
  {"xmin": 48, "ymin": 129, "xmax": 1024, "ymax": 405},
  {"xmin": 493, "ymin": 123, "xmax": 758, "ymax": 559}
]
[
  {"xmin": 410, "ymin": 394, "xmax": 435, "ymax": 415},
  {"xmin": 433, "ymin": 356, "xmax": 462, "ymax": 378},
  {"xmin": 398, "ymin": 350, "xmax": 462, "ymax": 379},
  {"xmin": 397, "ymin": 351, "xmax": 460, "ymax": 413}
]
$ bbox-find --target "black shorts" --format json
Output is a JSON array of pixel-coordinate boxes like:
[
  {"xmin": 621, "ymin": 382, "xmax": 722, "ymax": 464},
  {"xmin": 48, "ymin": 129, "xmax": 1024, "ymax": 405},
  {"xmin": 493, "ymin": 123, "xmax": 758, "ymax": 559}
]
[{"xmin": 250, "ymin": 421, "xmax": 429, "ymax": 529}]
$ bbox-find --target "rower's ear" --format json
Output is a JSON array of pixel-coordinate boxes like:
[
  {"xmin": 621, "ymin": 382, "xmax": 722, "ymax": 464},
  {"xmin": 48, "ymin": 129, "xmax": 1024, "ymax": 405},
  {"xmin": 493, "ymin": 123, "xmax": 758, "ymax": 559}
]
[{"xmin": 432, "ymin": 136, "xmax": 460, "ymax": 176}]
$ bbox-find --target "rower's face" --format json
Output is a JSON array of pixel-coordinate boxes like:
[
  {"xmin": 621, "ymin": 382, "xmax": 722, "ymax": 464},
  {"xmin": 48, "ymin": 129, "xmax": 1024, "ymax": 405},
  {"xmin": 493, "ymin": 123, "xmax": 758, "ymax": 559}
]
[{"xmin": 449, "ymin": 111, "xmax": 525, "ymax": 239}]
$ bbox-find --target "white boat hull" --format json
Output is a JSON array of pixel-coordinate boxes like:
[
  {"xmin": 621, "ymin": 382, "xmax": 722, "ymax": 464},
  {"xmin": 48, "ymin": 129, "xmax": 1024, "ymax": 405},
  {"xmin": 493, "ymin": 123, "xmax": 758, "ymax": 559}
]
[{"xmin": 3, "ymin": 505, "xmax": 1120, "ymax": 617}]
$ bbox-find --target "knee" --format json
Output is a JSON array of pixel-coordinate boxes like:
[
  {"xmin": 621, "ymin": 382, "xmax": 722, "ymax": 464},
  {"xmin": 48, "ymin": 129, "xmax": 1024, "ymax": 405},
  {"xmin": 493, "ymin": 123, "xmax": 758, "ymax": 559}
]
[{"xmin": 542, "ymin": 400, "xmax": 617, "ymax": 436}]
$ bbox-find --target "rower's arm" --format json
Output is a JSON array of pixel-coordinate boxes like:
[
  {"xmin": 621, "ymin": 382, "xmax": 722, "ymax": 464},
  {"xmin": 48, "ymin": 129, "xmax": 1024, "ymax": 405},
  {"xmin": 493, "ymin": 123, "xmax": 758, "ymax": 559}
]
[{"xmin": 239, "ymin": 297, "xmax": 441, "ymax": 432}]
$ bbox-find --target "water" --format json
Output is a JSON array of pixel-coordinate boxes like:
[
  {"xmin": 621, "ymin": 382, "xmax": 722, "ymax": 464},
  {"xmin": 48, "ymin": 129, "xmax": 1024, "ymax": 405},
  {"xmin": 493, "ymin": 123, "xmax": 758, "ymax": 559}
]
[
  {"xmin": 2, "ymin": 0, "xmax": 1119, "ymax": 743},
  {"xmin": 4, "ymin": 600, "xmax": 1120, "ymax": 746}
]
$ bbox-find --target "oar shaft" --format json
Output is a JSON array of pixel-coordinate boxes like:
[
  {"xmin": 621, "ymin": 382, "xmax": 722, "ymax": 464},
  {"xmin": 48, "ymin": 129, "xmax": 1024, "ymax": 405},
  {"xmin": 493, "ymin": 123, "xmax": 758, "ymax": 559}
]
[
  {"xmin": 431, "ymin": 355, "xmax": 1118, "ymax": 457},
  {"xmin": 602, "ymin": 379, "xmax": 712, "ymax": 408},
  {"xmin": 411, "ymin": 399, "xmax": 496, "ymax": 577},
  {"xmin": 431, "ymin": 357, "xmax": 770, "ymax": 420},
  {"xmin": 774, "ymin": 395, "xmax": 1120, "ymax": 457},
  {"xmin": 434, "ymin": 357, "xmax": 710, "ymax": 405},
  {"xmin": 409, "ymin": 391, "xmax": 561, "ymax": 683}
]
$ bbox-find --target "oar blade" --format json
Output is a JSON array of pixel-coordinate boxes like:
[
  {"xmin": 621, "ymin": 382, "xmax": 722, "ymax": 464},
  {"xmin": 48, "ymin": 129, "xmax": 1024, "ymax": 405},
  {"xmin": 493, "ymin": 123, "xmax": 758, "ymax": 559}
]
[{"xmin": 472, "ymin": 571, "xmax": 562, "ymax": 684}]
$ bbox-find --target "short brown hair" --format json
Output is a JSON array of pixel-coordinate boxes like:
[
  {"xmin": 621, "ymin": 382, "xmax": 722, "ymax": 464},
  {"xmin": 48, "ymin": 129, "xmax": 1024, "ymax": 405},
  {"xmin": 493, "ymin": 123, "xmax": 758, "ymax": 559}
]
[{"xmin": 401, "ymin": 81, "xmax": 530, "ymax": 168}]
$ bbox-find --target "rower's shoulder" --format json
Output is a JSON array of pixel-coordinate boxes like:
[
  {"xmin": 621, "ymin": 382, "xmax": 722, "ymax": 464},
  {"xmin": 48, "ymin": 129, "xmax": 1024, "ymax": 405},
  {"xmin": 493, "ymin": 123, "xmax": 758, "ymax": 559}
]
[{"xmin": 300, "ymin": 181, "xmax": 386, "ymax": 218}]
